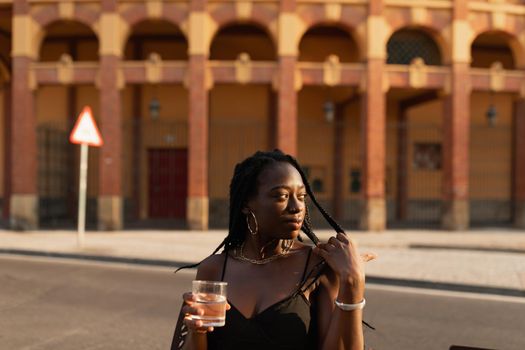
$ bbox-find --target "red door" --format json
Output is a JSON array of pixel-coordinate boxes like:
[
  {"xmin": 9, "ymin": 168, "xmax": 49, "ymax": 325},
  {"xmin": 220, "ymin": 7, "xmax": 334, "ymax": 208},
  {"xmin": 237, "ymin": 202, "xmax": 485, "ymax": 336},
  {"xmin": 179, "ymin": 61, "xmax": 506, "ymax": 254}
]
[{"xmin": 148, "ymin": 149, "xmax": 188, "ymax": 218}]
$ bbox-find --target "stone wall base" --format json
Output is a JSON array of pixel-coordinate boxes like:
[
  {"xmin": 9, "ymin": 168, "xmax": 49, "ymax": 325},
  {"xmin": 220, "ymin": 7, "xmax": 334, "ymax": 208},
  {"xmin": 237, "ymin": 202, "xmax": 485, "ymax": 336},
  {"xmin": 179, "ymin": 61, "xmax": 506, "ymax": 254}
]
[
  {"xmin": 515, "ymin": 200, "xmax": 525, "ymax": 229},
  {"xmin": 442, "ymin": 199, "xmax": 469, "ymax": 230},
  {"xmin": 359, "ymin": 198, "xmax": 386, "ymax": 231},
  {"xmin": 97, "ymin": 196, "xmax": 123, "ymax": 231},
  {"xmin": 187, "ymin": 196, "xmax": 209, "ymax": 230},
  {"xmin": 10, "ymin": 194, "xmax": 38, "ymax": 230}
]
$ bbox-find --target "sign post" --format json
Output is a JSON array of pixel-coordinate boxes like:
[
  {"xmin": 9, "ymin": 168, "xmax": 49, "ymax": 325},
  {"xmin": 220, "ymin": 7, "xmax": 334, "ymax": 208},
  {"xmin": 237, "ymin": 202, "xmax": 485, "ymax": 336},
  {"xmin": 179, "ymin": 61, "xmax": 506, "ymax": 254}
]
[{"xmin": 69, "ymin": 106, "xmax": 103, "ymax": 247}]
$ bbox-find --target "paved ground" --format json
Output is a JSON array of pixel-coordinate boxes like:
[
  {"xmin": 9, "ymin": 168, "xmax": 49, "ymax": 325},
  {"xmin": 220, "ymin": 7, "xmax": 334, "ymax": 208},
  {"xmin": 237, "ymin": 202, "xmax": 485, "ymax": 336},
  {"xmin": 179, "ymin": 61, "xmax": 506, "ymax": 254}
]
[
  {"xmin": 2, "ymin": 256, "xmax": 525, "ymax": 350},
  {"xmin": 1, "ymin": 229, "xmax": 525, "ymax": 295}
]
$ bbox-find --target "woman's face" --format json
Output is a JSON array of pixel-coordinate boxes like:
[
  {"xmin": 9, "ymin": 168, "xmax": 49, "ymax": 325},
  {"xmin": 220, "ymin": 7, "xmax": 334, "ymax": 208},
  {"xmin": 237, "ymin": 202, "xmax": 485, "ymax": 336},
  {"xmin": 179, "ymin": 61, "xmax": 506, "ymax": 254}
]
[{"xmin": 245, "ymin": 162, "xmax": 307, "ymax": 241}]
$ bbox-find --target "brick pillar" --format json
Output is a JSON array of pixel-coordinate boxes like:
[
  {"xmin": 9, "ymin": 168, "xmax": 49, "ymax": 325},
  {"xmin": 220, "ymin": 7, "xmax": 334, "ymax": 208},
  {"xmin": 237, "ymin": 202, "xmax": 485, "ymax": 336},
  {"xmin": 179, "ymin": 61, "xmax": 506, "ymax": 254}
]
[
  {"xmin": 10, "ymin": 2, "xmax": 38, "ymax": 229},
  {"xmin": 360, "ymin": 0, "xmax": 386, "ymax": 231},
  {"xmin": 442, "ymin": 65, "xmax": 470, "ymax": 230},
  {"xmin": 187, "ymin": 54, "xmax": 209, "ymax": 230},
  {"xmin": 276, "ymin": 0, "xmax": 297, "ymax": 156},
  {"xmin": 98, "ymin": 2, "xmax": 123, "ymax": 230},
  {"xmin": 442, "ymin": 2, "xmax": 470, "ymax": 230},
  {"xmin": 513, "ymin": 98, "xmax": 525, "ymax": 228},
  {"xmin": 360, "ymin": 59, "xmax": 386, "ymax": 231},
  {"xmin": 187, "ymin": 0, "xmax": 210, "ymax": 230},
  {"xmin": 98, "ymin": 54, "xmax": 123, "ymax": 230},
  {"xmin": 3, "ymin": 84, "xmax": 11, "ymax": 220},
  {"xmin": 276, "ymin": 56, "xmax": 297, "ymax": 156}
]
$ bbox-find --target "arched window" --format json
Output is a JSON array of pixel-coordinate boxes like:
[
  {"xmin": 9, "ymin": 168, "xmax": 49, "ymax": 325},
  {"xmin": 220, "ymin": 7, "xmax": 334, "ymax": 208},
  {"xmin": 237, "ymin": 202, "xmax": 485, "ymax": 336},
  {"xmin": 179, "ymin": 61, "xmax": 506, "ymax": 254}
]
[{"xmin": 387, "ymin": 29, "xmax": 441, "ymax": 66}]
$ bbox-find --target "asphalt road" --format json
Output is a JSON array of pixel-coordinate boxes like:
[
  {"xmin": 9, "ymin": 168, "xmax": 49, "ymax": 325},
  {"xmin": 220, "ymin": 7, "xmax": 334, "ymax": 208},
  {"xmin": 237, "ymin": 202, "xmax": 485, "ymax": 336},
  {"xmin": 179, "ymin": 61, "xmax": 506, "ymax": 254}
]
[{"xmin": 1, "ymin": 255, "xmax": 524, "ymax": 350}]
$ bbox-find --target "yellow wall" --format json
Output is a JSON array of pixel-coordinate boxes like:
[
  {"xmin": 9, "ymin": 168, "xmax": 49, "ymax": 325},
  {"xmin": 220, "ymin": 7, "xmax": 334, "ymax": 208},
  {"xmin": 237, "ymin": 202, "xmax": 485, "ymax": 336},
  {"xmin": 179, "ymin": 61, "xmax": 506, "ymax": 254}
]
[
  {"xmin": 343, "ymin": 102, "xmax": 361, "ymax": 197},
  {"xmin": 298, "ymin": 87, "xmax": 359, "ymax": 201},
  {"xmin": 209, "ymin": 84, "xmax": 271, "ymax": 198},
  {"xmin": 385, "ymin": 91, "xmax": 512, "ymax": 202},
  {"xmin": 470, "ymin": 92, "xmax": 513, "ymax": 200},
  {"xmin": 298, "ymin": 87, "xmax": 334, "ymax": 200},
  {"xmin": 406, "ymin": 99, "xmax": 443, "ymax": 200}
]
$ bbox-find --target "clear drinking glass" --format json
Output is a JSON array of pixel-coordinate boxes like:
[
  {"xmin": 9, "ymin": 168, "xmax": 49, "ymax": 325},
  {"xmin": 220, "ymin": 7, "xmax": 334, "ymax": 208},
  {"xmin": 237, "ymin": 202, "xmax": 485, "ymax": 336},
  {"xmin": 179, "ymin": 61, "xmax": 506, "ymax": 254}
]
[{"xmin": 191, "ymin": 280, "xmax": 228, "ymax": 327}]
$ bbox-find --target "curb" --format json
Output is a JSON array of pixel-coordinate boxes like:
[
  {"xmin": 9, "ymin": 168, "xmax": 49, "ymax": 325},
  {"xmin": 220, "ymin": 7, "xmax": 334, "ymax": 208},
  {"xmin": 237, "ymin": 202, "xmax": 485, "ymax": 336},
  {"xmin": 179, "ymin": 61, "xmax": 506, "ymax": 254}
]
[{"xmin": 2, "ymin": 248, "xmax": 524, "ymax": 298}]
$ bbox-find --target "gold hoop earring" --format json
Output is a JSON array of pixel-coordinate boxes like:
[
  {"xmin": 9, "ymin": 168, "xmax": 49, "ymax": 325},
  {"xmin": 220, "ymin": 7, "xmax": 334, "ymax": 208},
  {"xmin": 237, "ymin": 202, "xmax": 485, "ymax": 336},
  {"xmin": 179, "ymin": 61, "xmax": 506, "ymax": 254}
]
[{"xmin": 246, "ymin": 211, "xmax": 258, "ymax": 236}]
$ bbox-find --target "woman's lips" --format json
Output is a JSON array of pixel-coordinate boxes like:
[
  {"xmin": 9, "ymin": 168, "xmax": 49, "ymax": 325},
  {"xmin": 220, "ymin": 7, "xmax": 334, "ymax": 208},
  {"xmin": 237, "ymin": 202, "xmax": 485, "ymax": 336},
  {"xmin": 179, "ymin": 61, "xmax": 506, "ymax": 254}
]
[{"xmin": 284, "ymin": 220, "xmax": 302, "ymax": 229}]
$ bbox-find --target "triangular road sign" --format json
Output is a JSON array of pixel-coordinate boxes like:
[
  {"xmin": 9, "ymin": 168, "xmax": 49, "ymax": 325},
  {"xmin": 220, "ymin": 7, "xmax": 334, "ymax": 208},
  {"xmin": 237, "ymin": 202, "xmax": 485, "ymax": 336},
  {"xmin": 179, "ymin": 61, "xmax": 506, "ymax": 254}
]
[{"xmin": 70, "ymin": 106, "xmax": 103, "ymax": 147}]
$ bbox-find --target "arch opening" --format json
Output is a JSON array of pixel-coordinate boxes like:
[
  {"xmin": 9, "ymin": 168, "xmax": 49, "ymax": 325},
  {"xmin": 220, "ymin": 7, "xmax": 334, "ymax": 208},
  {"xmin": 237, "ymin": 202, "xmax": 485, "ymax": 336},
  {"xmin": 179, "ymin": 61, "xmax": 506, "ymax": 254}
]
[
  {"xmin": 210, "ymin": 23, "xmax": 275, "ymax": 61},
  {"xmin": 124, "ymin": 20, "xmax": 188, "ymax": 61},
  {"xmin": 299, "ymin": 25, "xmax": 359, "ymax": 63},
  {"xmin": 471, "ymin": 31, "xmax": 517, "ymax": 69},
  {"xmin": 387, "ymin": 28, "xmax": 442, "ymax": 66},
  {"xmin": 39, "ymin": 20, "xmax": 98, "ymax": 62}
]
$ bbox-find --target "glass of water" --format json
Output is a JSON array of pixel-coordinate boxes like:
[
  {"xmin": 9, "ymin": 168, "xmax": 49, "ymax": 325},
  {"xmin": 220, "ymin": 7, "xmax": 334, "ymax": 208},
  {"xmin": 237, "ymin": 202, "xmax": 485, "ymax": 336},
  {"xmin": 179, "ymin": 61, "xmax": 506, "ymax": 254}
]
[{"xmin": 191, "ymin": 280, "xmax": 228, "ymax": 327}]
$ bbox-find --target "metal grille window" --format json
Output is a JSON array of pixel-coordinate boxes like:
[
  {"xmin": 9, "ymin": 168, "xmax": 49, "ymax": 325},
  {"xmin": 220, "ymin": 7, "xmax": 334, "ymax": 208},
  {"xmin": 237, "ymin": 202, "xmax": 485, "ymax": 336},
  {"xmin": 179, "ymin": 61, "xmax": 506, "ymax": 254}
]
[{"xmin": 387, "ymin": 30, "xmax": 442, "ymax": 66}]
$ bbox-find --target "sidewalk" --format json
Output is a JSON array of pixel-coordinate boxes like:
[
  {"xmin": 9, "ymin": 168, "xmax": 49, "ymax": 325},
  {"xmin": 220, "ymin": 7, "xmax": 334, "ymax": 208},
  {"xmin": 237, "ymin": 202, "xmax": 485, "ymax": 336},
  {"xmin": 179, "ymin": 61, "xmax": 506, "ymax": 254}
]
[{"xmin": 1, "ymin": 229, "xmax": 525, "ymax": 296}]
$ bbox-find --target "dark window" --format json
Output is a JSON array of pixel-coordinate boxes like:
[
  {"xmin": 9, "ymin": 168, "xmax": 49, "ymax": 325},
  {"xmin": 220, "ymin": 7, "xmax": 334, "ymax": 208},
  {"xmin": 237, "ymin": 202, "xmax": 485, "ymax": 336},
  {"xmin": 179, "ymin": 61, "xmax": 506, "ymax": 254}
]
[{"xmin": 413, "ymin": 143, "xmax": 442, "ymax": 170}]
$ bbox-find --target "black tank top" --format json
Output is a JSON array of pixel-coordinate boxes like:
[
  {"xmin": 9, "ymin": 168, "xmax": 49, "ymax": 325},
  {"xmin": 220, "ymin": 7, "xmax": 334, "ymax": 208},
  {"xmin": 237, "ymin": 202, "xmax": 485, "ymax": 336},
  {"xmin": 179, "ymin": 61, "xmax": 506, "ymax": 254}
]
[{"xmin": 207, "ymin": 248, "xmax": 321, "ymax": 350}]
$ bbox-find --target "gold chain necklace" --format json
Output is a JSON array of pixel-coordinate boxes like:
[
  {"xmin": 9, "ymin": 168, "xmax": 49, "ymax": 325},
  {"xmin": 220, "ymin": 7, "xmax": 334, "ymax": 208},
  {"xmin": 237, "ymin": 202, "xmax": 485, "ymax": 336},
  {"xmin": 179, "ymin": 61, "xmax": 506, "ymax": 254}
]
[{"xmin": 233, "ymin": 240, "xmax": 295, "ymax": 265}]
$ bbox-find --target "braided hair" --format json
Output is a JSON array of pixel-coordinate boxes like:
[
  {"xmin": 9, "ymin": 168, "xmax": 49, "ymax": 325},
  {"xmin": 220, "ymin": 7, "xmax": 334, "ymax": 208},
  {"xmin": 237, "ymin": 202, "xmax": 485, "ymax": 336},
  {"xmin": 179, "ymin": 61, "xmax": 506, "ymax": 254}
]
[{"xmin": 176, "ymin": 149, "xmax": 345, "ymax": 274}]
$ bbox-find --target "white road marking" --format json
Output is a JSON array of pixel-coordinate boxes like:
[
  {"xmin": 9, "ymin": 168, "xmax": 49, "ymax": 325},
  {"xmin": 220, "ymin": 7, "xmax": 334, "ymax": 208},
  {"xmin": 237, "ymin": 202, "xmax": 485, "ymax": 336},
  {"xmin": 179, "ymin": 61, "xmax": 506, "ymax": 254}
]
[{"xmin": 367, "ymin": 283, "xmax": 525, "ymax": 304}]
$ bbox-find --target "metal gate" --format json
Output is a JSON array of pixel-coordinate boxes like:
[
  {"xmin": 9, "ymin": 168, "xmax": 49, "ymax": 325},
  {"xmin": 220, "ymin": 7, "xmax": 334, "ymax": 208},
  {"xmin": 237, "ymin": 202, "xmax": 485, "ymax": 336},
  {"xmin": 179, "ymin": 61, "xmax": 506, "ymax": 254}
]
[{"xmin": 387, "ymin": 121, "xmax": 443, "ymax": 228}]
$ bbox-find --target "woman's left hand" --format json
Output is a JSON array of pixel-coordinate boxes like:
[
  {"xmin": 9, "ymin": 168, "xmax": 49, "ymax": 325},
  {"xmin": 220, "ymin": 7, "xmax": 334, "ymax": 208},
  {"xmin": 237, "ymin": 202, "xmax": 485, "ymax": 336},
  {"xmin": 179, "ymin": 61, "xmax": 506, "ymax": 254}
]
[{"xmin": 312, "ymin": 232, "xmax": 377, "ymax": 297}]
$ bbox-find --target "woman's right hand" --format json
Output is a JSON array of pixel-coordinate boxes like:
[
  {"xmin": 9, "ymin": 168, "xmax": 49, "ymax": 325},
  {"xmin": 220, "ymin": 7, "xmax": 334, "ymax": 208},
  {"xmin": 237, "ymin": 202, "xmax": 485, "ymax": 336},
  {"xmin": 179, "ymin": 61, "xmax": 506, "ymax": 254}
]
[
  {"xmin": 182, "ymin": 292, "xmax": 214, "ymax": 334},
  {"xmin": 182, "ymin": 292, "xmax": 231, "ymax": 334}
]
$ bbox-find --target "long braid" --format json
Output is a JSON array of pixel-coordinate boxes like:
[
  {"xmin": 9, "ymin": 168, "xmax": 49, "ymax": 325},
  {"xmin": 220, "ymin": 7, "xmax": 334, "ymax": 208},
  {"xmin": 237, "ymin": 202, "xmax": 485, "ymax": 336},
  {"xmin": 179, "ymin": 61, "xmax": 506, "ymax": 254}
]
[{"xmin": 285, "ymin": 155, "xmax": 345, "ymax": 235}]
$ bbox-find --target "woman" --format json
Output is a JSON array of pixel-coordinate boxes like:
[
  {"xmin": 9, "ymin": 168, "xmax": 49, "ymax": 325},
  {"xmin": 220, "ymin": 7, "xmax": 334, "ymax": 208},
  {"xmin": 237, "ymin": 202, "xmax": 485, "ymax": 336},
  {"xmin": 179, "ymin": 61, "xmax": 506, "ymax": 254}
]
[{"xmin": 175, "ymin": 150, "xmax": 375, "ymax": 350}]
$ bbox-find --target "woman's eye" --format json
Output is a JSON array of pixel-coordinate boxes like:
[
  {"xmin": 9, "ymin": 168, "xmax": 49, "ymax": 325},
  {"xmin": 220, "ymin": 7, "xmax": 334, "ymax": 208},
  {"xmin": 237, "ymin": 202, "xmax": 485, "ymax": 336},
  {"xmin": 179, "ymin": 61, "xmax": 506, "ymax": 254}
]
[
  {"xmin": 298, "ymin": 194, "xmax": 307, "ymax": 200},
  {"xmin": 276, "ymin": 193, "xmax": 288, "ymax": 199}
]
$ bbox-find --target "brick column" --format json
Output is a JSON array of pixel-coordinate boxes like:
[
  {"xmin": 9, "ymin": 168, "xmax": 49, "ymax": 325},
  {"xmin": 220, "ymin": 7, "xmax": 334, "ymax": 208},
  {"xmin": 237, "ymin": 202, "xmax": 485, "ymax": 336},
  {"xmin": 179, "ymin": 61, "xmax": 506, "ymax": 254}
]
[
  {"xmin": 10, "ymin": 2, "xmax": 38, "ymax": 229},
  {"xmin": 98, "ymin": 1, "xmax": 123, "ymax": 230},
  {"xmin": 442, "ymin": 1, "xmax": 470, "ymax": 230},
  {"xmin": 276, "ymin": 0, "xmax": 298, "ymax": 156},
  {"xmin": 359, "ymin": 0, "xmax": 386, "ymax": 231},
  {"xmin": 186, "ymin": 0, "xmax": 210, "ymax": 230},
  {"xmin": 513, "ymin": 98, "xmax": 525, "ymax": 228},
  {"xmin": 187, "ymin": 55, "xmax": 209, "ymax": 230},
  {"xmin": 276, "ymin": 56, "xmax": 297, "ymax": 155}
]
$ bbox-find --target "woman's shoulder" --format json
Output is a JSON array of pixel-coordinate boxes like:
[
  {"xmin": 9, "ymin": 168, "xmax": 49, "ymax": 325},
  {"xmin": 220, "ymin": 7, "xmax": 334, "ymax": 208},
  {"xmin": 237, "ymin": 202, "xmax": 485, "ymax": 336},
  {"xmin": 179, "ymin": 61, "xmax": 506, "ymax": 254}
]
[{"xmin": 195, "ymin": 252, "xmax": 227, "ymax": 281}]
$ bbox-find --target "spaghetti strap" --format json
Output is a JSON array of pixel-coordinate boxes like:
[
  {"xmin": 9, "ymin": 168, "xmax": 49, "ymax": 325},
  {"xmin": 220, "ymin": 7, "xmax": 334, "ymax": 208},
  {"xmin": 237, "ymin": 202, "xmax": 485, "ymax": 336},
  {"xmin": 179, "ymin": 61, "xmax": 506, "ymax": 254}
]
[
  {"xmin": 299, "ymin": 248, "xmax": 313, "ymax": 283},
  {"xmin": 220, "ymin": 251, "xmax": 229, "ymax": 281},
  {"xmin": 293, "ymin": 248, "xmax": 314, "ymax": 294}
]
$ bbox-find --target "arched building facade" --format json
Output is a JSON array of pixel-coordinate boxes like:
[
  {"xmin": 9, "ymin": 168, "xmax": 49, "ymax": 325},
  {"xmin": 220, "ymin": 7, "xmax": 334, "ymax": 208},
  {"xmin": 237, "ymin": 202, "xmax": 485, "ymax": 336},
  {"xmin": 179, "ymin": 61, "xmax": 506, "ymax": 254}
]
[{"xmin": 1, "ymin": 0, "xmax": 525, "ymax": 231}]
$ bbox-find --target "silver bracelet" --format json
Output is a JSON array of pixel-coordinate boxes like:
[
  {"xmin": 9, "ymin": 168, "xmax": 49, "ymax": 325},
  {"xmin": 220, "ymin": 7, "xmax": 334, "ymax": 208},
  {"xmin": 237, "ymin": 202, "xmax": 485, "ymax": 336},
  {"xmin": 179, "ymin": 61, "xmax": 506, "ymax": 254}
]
[{"xmin": 334, "ymin": 298, "xmax": 366, "ymax": 311}]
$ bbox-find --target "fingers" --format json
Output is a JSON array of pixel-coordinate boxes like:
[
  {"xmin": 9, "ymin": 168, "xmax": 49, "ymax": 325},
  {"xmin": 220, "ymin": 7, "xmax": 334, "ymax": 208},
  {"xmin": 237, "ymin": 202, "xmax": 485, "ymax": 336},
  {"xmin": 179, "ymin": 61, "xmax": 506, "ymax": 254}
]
[
  {"xmin": 182, "ymin": 304, "xmax": 204, "ymax": 317},
  {"xmin": 183, "ymin": 316, "xmax": 214, "ymax": 333},
  {"xmin": 183, "ymin": 292, "xmax": 195, "ymax": 303},
  {"xmin": 336, "ymin": 232, "xmax": 349, "ymax": 244}
]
